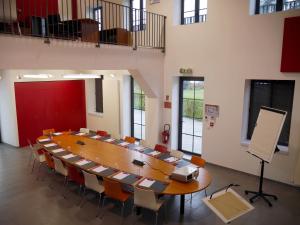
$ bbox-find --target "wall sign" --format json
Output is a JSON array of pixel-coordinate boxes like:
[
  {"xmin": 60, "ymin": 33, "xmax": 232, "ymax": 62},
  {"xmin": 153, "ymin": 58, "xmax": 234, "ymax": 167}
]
[{"xmin": 205, "ymin": 104, "xmax": 219, "ymax": 128}]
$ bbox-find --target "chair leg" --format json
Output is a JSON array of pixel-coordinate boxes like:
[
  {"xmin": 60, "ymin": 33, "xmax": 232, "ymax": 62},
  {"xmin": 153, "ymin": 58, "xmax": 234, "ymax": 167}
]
[
  {"xmin": 79, "ymin": 187, "xmax": 86, "ymax": 207},
  {"xmin": 190, "ymin": 193, "xmax": 193, "ymax": 204},
  {"xmin": 28, "ymin": 152, "xmax": 33, "ymax": 167},
  {"xmin": 62, "ymin": 176, "xmax": 68, "ymax": 199},
  {"xmin": 205, "ymin": 188, "xmax": 207, "ymax": 197},
  {"xmin": 155, "ymin": 211, "xmax": 158, "ymax": 225},
  {"xmin": 96, "ymin": 193, "xmax": 102, "ymax": 218},
  {"xmin": 31, "ymin": 159, "xmax": 36, "ymax": 173},
  {"xmin": 37, "ymin": 162, "xmax": 42, "ymax": 180},
  {"xmin": 121, "ymin": 201, "xmax": 125, "ymax": 217}
]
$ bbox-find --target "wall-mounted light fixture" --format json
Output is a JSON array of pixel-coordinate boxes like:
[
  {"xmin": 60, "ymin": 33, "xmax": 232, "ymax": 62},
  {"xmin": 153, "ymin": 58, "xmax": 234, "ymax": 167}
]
[
  {"xmin": 21, "ymin": 74, "xmax": 53, "ymax": 79},
  {"xmin": 62, "ymin": 74, "xmax": 102, "ymax": 79}
]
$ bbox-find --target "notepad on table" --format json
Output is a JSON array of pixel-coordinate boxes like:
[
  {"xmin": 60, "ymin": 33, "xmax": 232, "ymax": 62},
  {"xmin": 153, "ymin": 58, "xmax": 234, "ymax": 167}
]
[
  {"xmin": 164, "ymin": 157, "xmax": 178, "ymax": 163},
  {"xmin": 91, "ymin": 135, "xmax": 101, "ymax": 139},
  {"xmin": 139, "ymin": 179, "xmax": 155, "ymax": 188},
  {"xmin": 53, "ymin": 132, "xmax": 63, "ymax": 136},
  {"xmin": 92, "ymin": 166, "xmax": 108, "ymax": 173},
  {"xmin": 44, "ymin": 143, "xmax": 57, "ymax": 148},
  {"xmin": 39, "ymin": 138, "xmax": 50, "ymax": 142},
  {"xmin": 52, "ymin": 148, "xmax": 65, "ymax": 153},
  {"xmin": 105, "ymin": 138, "xmax": 115, "ymax": 143},
  {"xmin": 134, "ymin": 146, "xmax": 145, "ymax": 151},
  {"xmin": 149, "ymin": 151, "xmax": 160, "ymax": 156},
  {"xmin": 76, "ymin": 159, "xmax": 91, "ymax": 166},
  {"xmin": 76, "ymin": 132, "xmax": 85, "ymax": 136},
  {"xmin": 113, "ymin": 172, "xmax": 130, "ymax": 180},
  {"xmin": 119, "ymin": 142, "xmax": 130, "ymax": 146},
  {"xmin": 62, "ymin": 154, "xmax": 77, "ymax": 159}
]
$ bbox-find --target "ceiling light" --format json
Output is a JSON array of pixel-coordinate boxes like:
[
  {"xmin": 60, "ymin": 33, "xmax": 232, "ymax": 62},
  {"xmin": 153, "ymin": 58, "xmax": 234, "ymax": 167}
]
[
  {"xmin": 22, "ymin": 74, "xmax": 53, "ymax": 79},
  {"xmin": 110, "ymin": 74, "xmax": 115, "ymax": 78},
  {"xmin": 63, "ymin": 74, "xmax": 102, "ymax": 79}
]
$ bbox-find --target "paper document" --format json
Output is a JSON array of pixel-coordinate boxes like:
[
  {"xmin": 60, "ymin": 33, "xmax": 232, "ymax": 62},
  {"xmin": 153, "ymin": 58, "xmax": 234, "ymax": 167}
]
[
  {"xmin": 149, "ymin": 151, "xmax": 160, "ymax": 156},
  {"xmin": 119, "ymin": 142, "xmax": 129, "ymax": 146},
  {"xmin": 134, "ymin": 146, "xmax": 145, "ymax": 151},
  {"xmin": 113, "ymin": 172, "xmax": 130, "ymax": 180},
  {"xmin": 76, "ymin": 132, "xmax": 85, "ymax": 136},
  {"xmin": 39, "ymin": 138, "xmax": 50, "ymax": 142},
  {"xmin": 44, "ymin": 143, "xmax": 57, "ymax": 148},
  {"xmin": 62, "ymin": 154, "xmax": 76, "ymax": 159},
  {"xmin": 105, "ymin": 138, "xmax": 115, "ymax": 142},
  {"xmin": 52, "ymin": 148, "xmax": 65, "ymax": 153},
  {"xmin": 139, "ymin": 179, "xmax": 155, "ymax": 188},
  {"xmin": 91, "ymin": 135, "xmax": 101, "ymax": 139},
  {"xmin": 76, "ymin": 159, "xmax": 91, "ymax": 166},
  {"xmin": 53, "ymin": 132, "xmax": 62, "ymax": 135},
  {"xmin": 165, "ymin": 157, "xmax": 178, "ymax": 163},
  {"xmin": 92, "ymin": 166, "xmax": 108, "ymax": 173}
]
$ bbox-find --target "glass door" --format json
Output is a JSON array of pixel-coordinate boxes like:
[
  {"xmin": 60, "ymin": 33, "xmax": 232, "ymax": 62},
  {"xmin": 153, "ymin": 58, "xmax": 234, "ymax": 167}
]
[{"xmin": 178, "ymin": 77, "xmax": 204, "ymax": 154}]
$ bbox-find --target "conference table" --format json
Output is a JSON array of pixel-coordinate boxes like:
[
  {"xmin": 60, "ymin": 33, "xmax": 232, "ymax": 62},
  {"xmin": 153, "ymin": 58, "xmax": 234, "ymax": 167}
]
[{"xmin": 38, "ymin": 132, "xmax": 211, "ymax": 215}]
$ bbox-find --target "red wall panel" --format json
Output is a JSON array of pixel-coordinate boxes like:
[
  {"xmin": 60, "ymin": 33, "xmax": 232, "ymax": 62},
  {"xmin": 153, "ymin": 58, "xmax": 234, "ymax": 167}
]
[
  {"xmin": 15, "ymin": 80, "xmax": 87, "ymax": 147},
  {"xmin": 281, "ymin": 16, "xmax": 300, "ymax": 72}
]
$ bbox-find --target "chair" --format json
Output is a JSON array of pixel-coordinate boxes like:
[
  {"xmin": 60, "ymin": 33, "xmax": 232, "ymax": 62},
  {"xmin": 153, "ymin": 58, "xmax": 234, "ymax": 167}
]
[
  {"xmin": 154, "ymin": 144, "xmax": 168, "ymax": 153},
  {"xmin": 31, "ymin": 147, "xmax": 46, "ymax": 179},
  {"xmin": 27, "ymin": 139, "xmax": 44, "ymax": 167},
  {"xmin": 190, "ymin": 155, "xmax": 207, "ymax": 200},
  {"xmin": 170, "ymin": 150, "xmax": 184, "ymax": 159},
  {"xmin": 43, "ymin": 150, "xmax": 55, "ymax": 170},
  {"xmin": 96, "ymin": 130, "xmax": 109, "ymax": 137},
  {"xmin": 81, "ymin": 171, "xmax": 105, "ymax": 210},
  {"xmin": 134, "ymin": 186, "xmax": 166, "ymax": 225},
  {"xmin": 53, "ymin": 157, "xmax": 69, "ymax": 192},
  {"xmin": 43, "ymin": 128, "xmax": 55, "ymax": 136},
  {"xmin": 102, "ymin": 178, "xmax": 131, "ymax": 218},
  {"xmin": 80, "ymin": 128, "xmax": 90, "ymax": 134},
  {"xmin": 67, "ymin": 164, "xmax": 85, "ymax": 190},
  {"xmin": 124, "ymin": 136, "xmax": 136, "ymax": 144}
]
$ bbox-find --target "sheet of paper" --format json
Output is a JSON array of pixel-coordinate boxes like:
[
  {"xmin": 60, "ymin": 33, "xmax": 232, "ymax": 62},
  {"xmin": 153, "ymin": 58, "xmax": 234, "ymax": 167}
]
[
  {"xmin": 52, "ymin": 148, "xmax": 65, "ymax": 153},
  {"xmin": 91, "ymin": 135, "xmax": 101, "ymax": 139},
  {"xmin": 76, "ymin": 159, "xmax": 91, "ymax": 166},
  {"xmin": 92, "ymin": 166, "xmax": 108, "ymax": 173},
  {"xmin": 134, "ymin": 146, "xmax": 145, "ymax": 151},
  {"xmin": 76, "ymin": 132, "xmax": 85, "ymax": 136},
  {"xmin": 44, "ymin": 143, "xmax": 57, "ymax": 148},
  {"xmin": 113, "ymin": 172, "xmax": 130, "ymax": 180},
  {"xmin": 53, "ymin": 132, "xmax": 62, "ymax": 135},
  {"xmin": 119, "ymin": 142, "xmax": 129, "ymax": 146},
  {"xmin": 62, "ymin": 154, "xmax": 76, "ymax": 159},
  {"xmin": 139, "ymin": 179, "xmax": 155, "ymax": 188},
  {"xmin": 105, "ymin": 138, "xmax": 115, "ymax": 142},
  {"xmin": 39, "ymin": 138, "xmax": 51, "ymax": 142},
  {"xmin": 149, "ymin": 151, "xmax": 160, "ymax": 156},
  {"xmin": 165, "ymin": 157, "xmax": 178, "ymax": 163}
]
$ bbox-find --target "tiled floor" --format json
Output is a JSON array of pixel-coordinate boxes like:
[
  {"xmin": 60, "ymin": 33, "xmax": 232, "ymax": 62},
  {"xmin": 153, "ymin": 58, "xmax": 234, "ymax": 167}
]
[{"xmin": 0, "ymin": 143, "xmax": 299, "ymax": 225}]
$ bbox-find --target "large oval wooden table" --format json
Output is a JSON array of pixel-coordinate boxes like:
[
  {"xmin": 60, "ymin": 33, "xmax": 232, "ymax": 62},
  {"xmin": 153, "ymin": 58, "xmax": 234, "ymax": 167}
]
[{"xmin": 39, "ymin": 133, "xmax": 212, "ymax": 215}]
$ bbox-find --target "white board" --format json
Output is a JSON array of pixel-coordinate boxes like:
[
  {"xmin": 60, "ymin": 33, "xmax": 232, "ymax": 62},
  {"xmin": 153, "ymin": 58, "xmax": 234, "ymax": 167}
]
[{"xmin": 248, "ymin": 106, "xmax": 287, "ymax": 163}]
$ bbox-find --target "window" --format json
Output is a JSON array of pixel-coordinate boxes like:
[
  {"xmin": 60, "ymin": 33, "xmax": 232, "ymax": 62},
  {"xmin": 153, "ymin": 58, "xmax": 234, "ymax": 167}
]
[
  {"xmin": 93, "ymin": 7, "xmax": 102, "ymax": 31},
  {"xmin": 130, "ymin": 0, "xmax": 146, "ymax": 31},
  {"xmin": 95, "ymin": 77, "xmax": 103, "ymax": 113},
  {"xmin": 254, "ymin": 0, "xmax": 300, "ymax": 14},
  {"xmin": 247, "ymin": 80, "xmax": 295, "ymax": 146},
  {"xmin": 181, "ymin": 0, "xmax": 207, "ymax": 25},
  {"xmin": 131, "ymin": 77, "xmax": 145, "ymax": 140},
  {"xmin": 87, "ymin": 77, "xmax": 104, "ymax": 115}
]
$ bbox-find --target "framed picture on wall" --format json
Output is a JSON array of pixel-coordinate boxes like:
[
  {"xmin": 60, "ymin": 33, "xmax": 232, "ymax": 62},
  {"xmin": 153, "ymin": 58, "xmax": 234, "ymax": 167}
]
[{"xmin": 150, "ymin": 0, "xmax": 160, "ymax": 4}]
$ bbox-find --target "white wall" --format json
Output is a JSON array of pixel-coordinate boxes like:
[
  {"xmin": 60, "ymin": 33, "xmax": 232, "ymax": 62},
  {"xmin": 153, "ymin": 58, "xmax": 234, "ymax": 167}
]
[{"xmin": 148, "ymin": 0, "xmax": 300, "ymax": 185}]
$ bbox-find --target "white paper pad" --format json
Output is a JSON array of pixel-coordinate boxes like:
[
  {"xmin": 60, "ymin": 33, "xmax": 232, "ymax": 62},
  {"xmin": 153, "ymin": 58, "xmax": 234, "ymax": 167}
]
[
  {"xmin": 139, "ymin": 179, "xmax": 155, "ymax": 188},
  {"xmin": 62, "ymin": 154, "xmax": 77, "ymax": 159},
  {"xmin": 52, "ymin": 148, "xmax": 65, "ymax": 153},
  {"xmin": 119, "ymin": 142, "xmax": 130, "ymax": 146},
  {"xmin": 134, "ymin": 146, "xmax": 145, "ymax": 151},
  {"xmin": 105, "ymin": 138, "xmax": 115, "ymax": 142},
  {"xmin": 149, "ymin": 151, "xmax": 160, "ymax": 156},
  {"xmin": 92, "ymin": 166, "xmax": 108, "ymax": 173},
  {"xmin": 76, "ymin": 159, "xmax": 91, "ymax": 166},
  {"xmin": 53, "ymin": 132, "xmax": 63, "ymax": 135},
  {"xmin": 91, "ymin": 135, "xmax": 101, "ymax": 139},
  {"xmin": 113, "ymin": 172, "xmax": 130, "ymax": 180},
  {"xmin": 39, "ymin": 138, "xmax": 50, "ymax": 142},
  {"xmin": 164, "ymin": 157, "xmax": 178, "ymax": 163},
  {"xmin": 44, "ymin": 143, "xmax": 57, "ymax": 148},
  {"xmin": 76, "ymin": 132, "xmax": 85, "ymax": 136}
]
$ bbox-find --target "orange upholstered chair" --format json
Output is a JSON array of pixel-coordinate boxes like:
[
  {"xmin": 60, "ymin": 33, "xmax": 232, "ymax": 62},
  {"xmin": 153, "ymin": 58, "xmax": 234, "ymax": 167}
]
[
  {"xmin": 43, "ymin": 128, "xmax": 55, "ymax": 136},
  {"xmin": 102, "ymin": 178, "xmax": 131, "ymax": 217},
  {"xmin": 154, "ymin": 144, "xmax": 168, "ymax": 153},
  {"xmin": 66, "ymin": 164, "xmax": 85, "ymax": 188},
  {"xmin": 191, "ymin": 155, "xmax": 206, "ymax": 167},
  {"xmin": 97, "ymin": 130, "xmax": 109, "ymax": 137},
  {"xmin": 43, "ymin": 150, "xmax": 55, "ymax": 170},
  {"xmin": 124, "ymin": 136, "xmax": 136, "ymax": 144}
]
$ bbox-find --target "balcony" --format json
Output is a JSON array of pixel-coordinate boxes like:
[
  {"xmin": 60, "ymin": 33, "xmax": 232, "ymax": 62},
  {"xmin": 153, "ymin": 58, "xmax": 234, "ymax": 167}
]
[{"xmin": 0, "ymin": 0, "xmax": 166, "ymax": 52}]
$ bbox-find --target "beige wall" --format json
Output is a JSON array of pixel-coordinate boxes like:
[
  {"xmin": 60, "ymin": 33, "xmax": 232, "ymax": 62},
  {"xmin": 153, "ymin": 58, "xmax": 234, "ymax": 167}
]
[{"xmin": 148, "ymin": 0, "xmax": 300, "ymax": 185}]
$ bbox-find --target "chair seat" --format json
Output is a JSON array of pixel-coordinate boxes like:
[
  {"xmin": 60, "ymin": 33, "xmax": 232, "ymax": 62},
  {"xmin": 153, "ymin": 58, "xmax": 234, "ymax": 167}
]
[
  {"xmin": 137, "ymin": 198, "xmax": 164, "ymax": 211},
  {"xmin": 91, "ymin": 184, "xmax": 105, "ymax": 194},
  {"xmin": 38, "ymin": 154, "xmax": 46, "ymax": 163}
]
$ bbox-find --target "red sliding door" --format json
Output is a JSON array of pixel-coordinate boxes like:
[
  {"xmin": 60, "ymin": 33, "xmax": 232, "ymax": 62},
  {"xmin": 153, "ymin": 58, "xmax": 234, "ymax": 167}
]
[{"xmin": 15, "ymin": 80, "xmax": 87, "ymax": 147}]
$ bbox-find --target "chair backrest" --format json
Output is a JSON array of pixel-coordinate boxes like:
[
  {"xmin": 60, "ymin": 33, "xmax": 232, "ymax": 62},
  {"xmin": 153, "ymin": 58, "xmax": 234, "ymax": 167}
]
[
  {"xmin": 97, "ymin": 130, "xmax": 108, "ymax": 137},
  {"xmin": 43, "ymin": 128, "xmax": 55, "ymax": 136},
  {"xmin": 83, "ymin": 170, "xmax": 101, "ymax": 192},
  {"xmin": 154, "ymin": 144, "xmax": 168, "ymax": 153},
  {"xmin": 67, "ymin": 164, "xmax": 84, "ymax": 185},
  {"xmin": 191, "ymin": 155, "xmax": 206, "ymax": 167},
  {"xmin": 170, "ymin": 150, "xmax": 184, "ymax": 159},
  {"xmin": 134, "ymin": 186, "xmax": 158, "ymax": 211},
  {"xmin": 124, "ymin": 136, "xmax": 136, "ymax": 144},
  {"xmin": 48, "ymin": 14, "xmax": 61, "ymax": 24},
  {"xmin": 53, "ymin": 157, "xmax": 67, "ymax": 176},
  {"xmin": 103, "ymin": 178, "xmax": 127, "ymax": 201},
  {"xmin": 44, "ymin": 151, "xmax": 55, "ymax": 169},
  {"xmin": 80, "ymin": 128, "xmax": 90, "ymax": 134}
]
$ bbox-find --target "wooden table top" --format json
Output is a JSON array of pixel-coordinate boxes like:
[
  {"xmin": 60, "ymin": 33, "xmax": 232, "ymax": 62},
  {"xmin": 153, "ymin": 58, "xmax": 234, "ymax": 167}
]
[{"xmin": 39, "ymin": 134, "xmax": 211, "ymax": 195}]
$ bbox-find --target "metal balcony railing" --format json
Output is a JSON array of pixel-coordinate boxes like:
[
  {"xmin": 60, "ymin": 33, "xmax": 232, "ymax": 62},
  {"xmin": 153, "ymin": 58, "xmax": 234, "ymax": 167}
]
[
  {"xmin": 0, "ymin": 0, "xmax": 166, "ymax": 51},
  {"xmin": 259, "ymin": 1, "xmax": 300, "ymax": 14}
]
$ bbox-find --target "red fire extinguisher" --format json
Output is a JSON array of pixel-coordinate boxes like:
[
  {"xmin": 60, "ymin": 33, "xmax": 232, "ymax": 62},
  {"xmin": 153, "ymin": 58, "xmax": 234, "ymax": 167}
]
[{"xmin": 161, "ymin": 124, "xmax": 170, "ymax": 144}]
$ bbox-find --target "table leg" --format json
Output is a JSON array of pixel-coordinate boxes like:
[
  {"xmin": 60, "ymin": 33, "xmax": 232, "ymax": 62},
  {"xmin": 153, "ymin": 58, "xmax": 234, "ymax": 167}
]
[{"xmin": 180, "ymin": 194, "xmax": 185, "ymax": 215}]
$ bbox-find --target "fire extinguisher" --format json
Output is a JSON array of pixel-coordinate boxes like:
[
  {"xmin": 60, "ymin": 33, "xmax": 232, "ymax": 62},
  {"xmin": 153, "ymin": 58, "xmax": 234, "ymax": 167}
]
[{"xmin": 161, "ymin": 124, "xmax": 170, "ymax": 144}]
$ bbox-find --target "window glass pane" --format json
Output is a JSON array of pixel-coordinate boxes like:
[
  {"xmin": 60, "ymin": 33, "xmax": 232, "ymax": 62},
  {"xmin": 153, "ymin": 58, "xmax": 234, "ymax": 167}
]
[
  {"xmin": 134, "ymin": 109, "xmax": 142, "ymax": 124},
  {"xmin": 182, "ymin": 98, "xmax": 194, "ymax": 119},
  {"xmin": 194, "ymin": 118, "xmax": 203, "ymax": 137},
  {"xmin": 194, "ymin": 100, "xmax": 203, "ymax": 120},
  {"xmin": 283, "ymin": 0, "xmax": 300, "ymax": 10},
  {"xmin": 199, "ymin": 0, "xmax": 207, "ymax": 9},
  {"xmin": 182, "ymin": 117, "xmax": 194, "ymax": 135},
  {"xmin": 260, "ymin": 0, "xmax": 276, "ymax": 14},
  {"xmin": 181, "ymin": 134, "xmax": 193, "ymax": 152},
  {"xmin": 141, "ymin": 109, "xmax": 145, "ymax": 126},
  {"xmin": 193, "ymin": 136, "xmax": 202, "ymax": 154},
  {"xmin": 142, "ymin": 125, "xmax": 145, "ymax": 140},
  {"xmin": 183, "ymin": 80, "xmax": 195, "ymax": 99},
  {"xmin": 194, "ymin": 81, "xmax": 204, "ymax": 99},
  {"xmin": 134, "ymin": 124, "xmax": 142, "ymax": 139}
]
